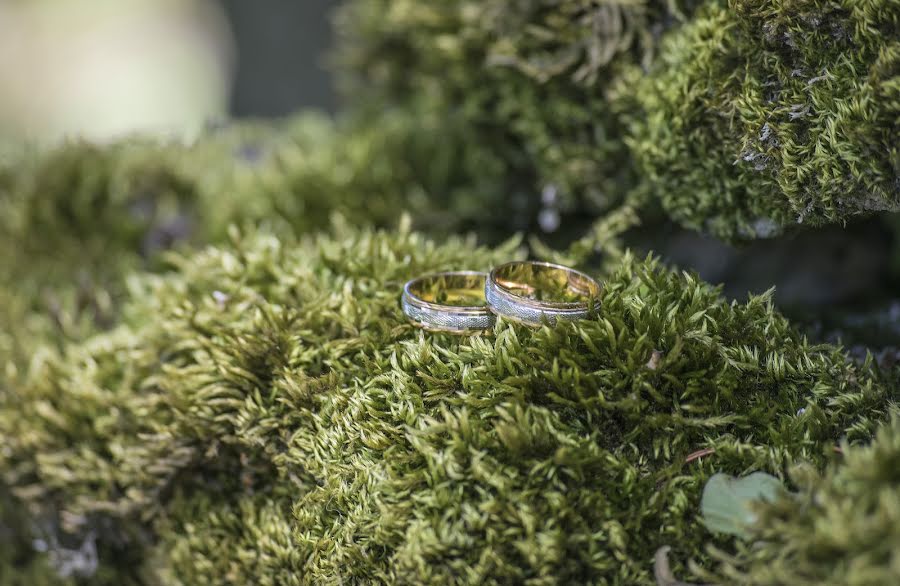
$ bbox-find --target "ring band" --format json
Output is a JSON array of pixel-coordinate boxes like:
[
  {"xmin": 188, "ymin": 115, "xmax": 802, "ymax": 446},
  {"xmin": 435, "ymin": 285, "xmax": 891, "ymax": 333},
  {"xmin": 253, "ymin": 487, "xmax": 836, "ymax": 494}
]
[
  {"xmin": 485, "ymin": 261, "xmax": 601, "ymax": 326},
  {"xmin": 402, "ymin": 271, "xmax": 495, "ymax": 333}
]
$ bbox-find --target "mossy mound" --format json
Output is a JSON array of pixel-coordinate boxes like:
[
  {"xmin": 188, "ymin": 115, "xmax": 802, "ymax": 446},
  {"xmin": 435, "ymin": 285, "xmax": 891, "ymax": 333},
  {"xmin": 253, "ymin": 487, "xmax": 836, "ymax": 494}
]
[
  {"xmin": 704, "ymin": 416, "xmax": 900, "ymax": 585},
  {"xmin": 1, "ymin": 223, "xmax": 892, "ymax": 583},
  {"xmin": 337, "ymin": 0, "xmax": 899, "ymax": 239},
  {"xmin": 0, "ymin": 110, "xmax": 505, "ymax": 282},
  {"xmin": 628, "ymin": 0, "xmax": 900, "ymax": 240},
  {"xmin": 334, "ymin": 0, "xmax": 698, "ymax": 221},
  {"xmin": 0, "ymin": 110, "xmax": 513, "ymax": 383}
]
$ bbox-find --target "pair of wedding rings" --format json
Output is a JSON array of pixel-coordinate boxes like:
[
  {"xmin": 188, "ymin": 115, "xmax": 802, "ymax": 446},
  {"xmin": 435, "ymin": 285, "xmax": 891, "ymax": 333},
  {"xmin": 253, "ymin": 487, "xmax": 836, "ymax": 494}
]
[{"xmin": 401, "ymin": 261, "xmax": 601, "ymax": 333}]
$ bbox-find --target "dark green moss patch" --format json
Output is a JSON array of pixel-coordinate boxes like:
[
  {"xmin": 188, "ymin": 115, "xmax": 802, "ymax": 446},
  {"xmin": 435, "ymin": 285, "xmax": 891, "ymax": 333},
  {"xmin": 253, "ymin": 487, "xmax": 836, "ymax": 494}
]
[{"xmin": 628, "ymin": 0, "xmax": 900, "ymax": 239}]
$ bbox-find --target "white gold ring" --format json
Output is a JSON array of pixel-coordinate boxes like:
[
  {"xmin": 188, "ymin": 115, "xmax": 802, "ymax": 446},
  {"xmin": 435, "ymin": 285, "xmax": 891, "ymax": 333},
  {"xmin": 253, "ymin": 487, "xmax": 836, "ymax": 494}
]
[
  {"xmin": 401, "ymin": 271, "xmax": 495, "ymax": 333},
  {"xmin": 485, "ymin": 261, "xmax": 601, "ymax": 326}
]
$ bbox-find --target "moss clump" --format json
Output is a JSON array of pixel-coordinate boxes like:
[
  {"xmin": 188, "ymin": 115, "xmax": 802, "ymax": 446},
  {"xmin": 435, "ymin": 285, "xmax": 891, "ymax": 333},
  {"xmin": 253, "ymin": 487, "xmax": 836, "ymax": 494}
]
[
  {"xmin": 334, "ymin": 0, "xmax": 699, "ymax": 222},
  {"xmin": 337, "ymin": 0, "xmax": 899, "ymax": 239},
  {"xmin": 0, "ymin": 110, "xmax": 506, "ymax": 281},
  {"xmin": 627, "ymin": 0, "xmax": 900, "ymax": 240},
  {"xmin": 0, "ymin": 109, "xmax": 515, "ymax": 384},
  {"xmin": 700, "ymin": 415, "xmax": 900, "ymax": 585},
  {"xmin": 1, "ymin": 223, "xmax": 892, "ymax": 583}
]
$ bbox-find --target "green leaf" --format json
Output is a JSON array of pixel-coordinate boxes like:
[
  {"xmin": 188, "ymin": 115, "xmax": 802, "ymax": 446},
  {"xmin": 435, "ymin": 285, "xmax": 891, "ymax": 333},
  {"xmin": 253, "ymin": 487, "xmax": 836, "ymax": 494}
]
[{"xmin": 701, "ymin": 472, "xmax": 784, "ymax": 539}]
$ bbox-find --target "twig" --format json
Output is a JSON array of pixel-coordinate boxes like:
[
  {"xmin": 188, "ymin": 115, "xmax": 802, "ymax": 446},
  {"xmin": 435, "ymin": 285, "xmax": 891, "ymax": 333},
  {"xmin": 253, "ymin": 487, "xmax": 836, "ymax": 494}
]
[{"xmin": 685, "ymin": 447, "xmax": 715, "ymax": 463}]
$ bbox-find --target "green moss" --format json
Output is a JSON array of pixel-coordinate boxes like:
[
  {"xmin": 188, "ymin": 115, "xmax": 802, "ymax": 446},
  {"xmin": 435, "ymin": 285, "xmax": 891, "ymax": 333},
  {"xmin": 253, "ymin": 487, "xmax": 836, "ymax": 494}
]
[
  {"xmin": 1, "ymin": 223, "xmax": 892, "ymax": 583},
  {"xmin": 698, "ymin": 415, "xmax": 900, "ymax": 585},
  {"xmin": 1, "ymin": 2, "xmax": 899, "ymax": 582},
  {"xmin": 626, "ymin": 0, "xmax": 900, "ymax": 240},
  {"xmin": 334, "ymin": 0, "xmax": 700, "ymax": 221},
  {"xmin": 0, "ymin": 110, "xmax": 503, "ymax": 280},
  {"xmin": 337, "ymin": 0, "xmax": 899, "ymax": 240},
  {"xmin": 0, "ymin": 109, "xmax": 514, "ymax": 386}
]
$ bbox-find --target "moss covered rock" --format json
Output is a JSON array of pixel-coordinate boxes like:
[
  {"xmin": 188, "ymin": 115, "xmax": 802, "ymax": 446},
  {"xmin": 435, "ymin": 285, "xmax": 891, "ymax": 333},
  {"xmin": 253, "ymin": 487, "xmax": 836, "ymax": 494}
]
[
  {"xmin": 1, "ymin": 223, "xmax": 892, "ymax": 583},
  {"xmin": 1, "ymin": 2, "xmax": 898, "ymax": 582},
  {"xmin": 0, "ymin": 110, "xmax": 514, "ymax": 383},
  {"xmin": 334, "ymin": 0, "xmax": 698, "ymax": 222},
  {"xmin": 0, "ymin": 110, "xmax": 504, "ymax": 280},
  {"xmin": 628, "ymin": 0, "xmax": 900, "ymax": 240},
  {"xmin": 337, "ymin": 0, "xmax": 899, "ymax": 239}
]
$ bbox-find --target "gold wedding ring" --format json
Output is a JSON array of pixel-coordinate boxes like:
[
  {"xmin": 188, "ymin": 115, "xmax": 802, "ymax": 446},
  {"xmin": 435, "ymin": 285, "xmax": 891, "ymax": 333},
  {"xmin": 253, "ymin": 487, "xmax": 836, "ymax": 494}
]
[
  {"xmin": 401, "ymin": 271, "xmax": 495, "ymax": 333},
  {"xmin": 485, "ymin": 261, "xmax": 601, "ymax": 326}
]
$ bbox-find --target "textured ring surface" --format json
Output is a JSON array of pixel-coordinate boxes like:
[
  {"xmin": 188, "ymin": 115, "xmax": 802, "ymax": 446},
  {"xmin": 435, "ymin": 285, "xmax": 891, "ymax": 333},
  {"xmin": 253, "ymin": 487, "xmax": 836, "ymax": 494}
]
[
  {"xmin": 402, "ymin": 271, "xmax": 495, "ymax": 333},
  {"xmin": 485, "ymin": 261, "xmax": 601, "ymax": 326}
]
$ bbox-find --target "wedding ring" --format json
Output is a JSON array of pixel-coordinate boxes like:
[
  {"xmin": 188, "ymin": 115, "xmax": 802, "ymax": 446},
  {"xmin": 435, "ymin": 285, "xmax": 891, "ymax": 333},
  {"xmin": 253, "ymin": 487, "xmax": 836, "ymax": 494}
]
[
  {"xmin": 485, "ymin": 261, "xmax": 601, "ymax": 326},
  {"xmin": 401, "ymin": 271, "xmax": 495, "ymax": 333}
]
